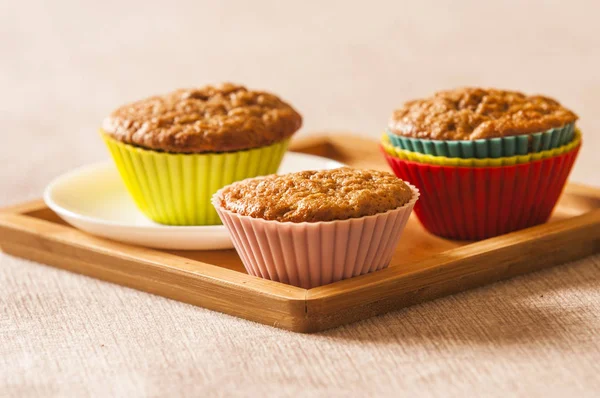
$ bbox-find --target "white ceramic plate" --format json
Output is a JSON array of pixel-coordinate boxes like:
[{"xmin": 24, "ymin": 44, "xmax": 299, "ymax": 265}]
[{"xmin": 44, "ymin": 152, "xmax": 344, "ymax": 250}]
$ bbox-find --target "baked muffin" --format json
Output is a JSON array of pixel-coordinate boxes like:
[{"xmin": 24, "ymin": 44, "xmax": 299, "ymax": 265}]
[
  {"xmin": 102, "ymin": 83, "xmax": 302, "ymax": 153},
  {"xmin": 212, "ymin": 167, "xmax": 419, "ymax": 288},
  {"xmin": 100, "ymin": 83, "xmax": 302, "ymax": 225},
  {"xmin": 386, "ymin": 88, "xmax": 578, "ymax": 158},
  {"xmin": 381, "ymin": 88, "xmax": 582, "ymax": 240}
]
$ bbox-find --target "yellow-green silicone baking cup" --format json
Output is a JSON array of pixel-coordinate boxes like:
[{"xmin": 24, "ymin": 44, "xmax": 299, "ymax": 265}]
[
  {"xmin": 381, "ymin": 129, "xmax": 581, "ymax": 167},
  {"xmin": 102, "ymin": 133, "xmax": 289, "ymax": 225}
]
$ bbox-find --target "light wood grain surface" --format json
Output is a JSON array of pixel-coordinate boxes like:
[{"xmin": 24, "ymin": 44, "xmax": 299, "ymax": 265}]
[{"xmin": 2, "ymin": 0, "xmax": 600, "ymax": 396}]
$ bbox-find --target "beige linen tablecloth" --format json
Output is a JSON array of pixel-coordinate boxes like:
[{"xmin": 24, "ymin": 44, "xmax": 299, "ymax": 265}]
[{"xmin": 2, "ymin": 1, "xmax": 599, "ymax": 396}]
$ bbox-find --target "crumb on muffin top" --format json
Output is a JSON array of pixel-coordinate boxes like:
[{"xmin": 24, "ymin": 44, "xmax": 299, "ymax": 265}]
[
  {"xmin": 216, "ymin": 167, "xmax": 413, "ymax": 223},
  {"xmin": 101, "ymin": 83, "xmax": 302, "ymax": 153},
  {"xmin": 388, "ymin": 87, "xmax": 577, "ymax": 140}
]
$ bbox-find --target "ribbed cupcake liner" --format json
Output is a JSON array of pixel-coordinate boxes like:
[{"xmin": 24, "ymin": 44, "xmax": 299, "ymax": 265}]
[
  {"xmin": 381, "ymin": 129, "xmax": 581, "ymax": 167},
  {"xmin": 212, "ymin": 185, "xmax": 419, "ymax": 288},
  {"xmin": 382, "ymin": 144, "xmax": 580, "ymax": 240},
  {"xmin": 386, "ymin": 122, "xmax": 575, "ymax": 158},
  {"xmin": 102, "ymin": 134, "xmax": 289, "ymax": 226}
]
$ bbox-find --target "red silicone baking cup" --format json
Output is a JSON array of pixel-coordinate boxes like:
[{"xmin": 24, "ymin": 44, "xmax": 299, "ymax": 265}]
[{"xmin": 381, "ymin": 143, "xmax": 581, "ymax": 240}]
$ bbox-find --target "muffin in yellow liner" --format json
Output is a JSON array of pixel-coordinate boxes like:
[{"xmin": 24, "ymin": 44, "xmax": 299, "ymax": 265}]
[
  {"xmin": 101, "ymin": 83, "xmax": 302, "ymax": 225},
  {"xmin": 381, "ymin": 129, "xmax": 581, "ymax": 167}
]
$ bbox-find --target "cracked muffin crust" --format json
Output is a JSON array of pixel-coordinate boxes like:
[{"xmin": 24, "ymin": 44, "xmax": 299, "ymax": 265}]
[
  {"xmin": 101, "ymin": 83, "xmax": 302, "ymax": 153},
  {"xmin": 217, "ymin": 167, "xmax": 413, "ymax": 222},
  {"xmin": 388, "ymin": 87, "xmax": 577, "ymax": 140}
]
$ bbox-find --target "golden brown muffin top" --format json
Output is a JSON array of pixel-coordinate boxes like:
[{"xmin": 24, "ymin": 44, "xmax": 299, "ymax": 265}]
[
  {"xmin": 102, "ymin": 83, "xmax": 302, "ymax": 153},
  {"xmin": 388, "ymin": 87, "xmax": 577, "ymax": 140},
  {"xmin": 217, "ymin": 167, "xmax": 413, "ymax": 222}
]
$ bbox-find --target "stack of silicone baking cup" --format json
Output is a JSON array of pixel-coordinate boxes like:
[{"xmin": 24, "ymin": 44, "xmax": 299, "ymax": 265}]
[{"xmin": 381, "ymin": 125, "xmax": 582, "ymax": 240}]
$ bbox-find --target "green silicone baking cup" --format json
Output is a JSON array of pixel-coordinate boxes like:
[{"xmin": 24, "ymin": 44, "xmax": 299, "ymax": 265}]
[
  {"xmin": 102, "ymin": 134, "xmax": 289, "ymax": 226},
  {"xmin": 386, "ymin": 122, "xmax": 575, "ymax": 159}
]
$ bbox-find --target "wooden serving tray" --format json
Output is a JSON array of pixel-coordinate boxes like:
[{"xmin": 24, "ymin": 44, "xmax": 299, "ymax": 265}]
[{"xmin": 1, "ymin": 135, "xmax": 599, "ymax": 332}]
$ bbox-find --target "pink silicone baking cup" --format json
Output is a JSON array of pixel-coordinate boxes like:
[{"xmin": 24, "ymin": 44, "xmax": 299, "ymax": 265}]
[{"xmin": 212, "ymin": 184, "xmax": 419, "ymax": 288}]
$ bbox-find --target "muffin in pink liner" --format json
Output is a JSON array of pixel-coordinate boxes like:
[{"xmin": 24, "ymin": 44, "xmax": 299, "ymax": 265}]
[{"xmin": 212, "ymin": 167, "xmax": 419, "ymax": 288}]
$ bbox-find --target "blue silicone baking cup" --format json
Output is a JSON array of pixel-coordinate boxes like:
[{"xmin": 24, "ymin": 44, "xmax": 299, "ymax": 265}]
[{"xmin": 385, "ymin": 122, "xmax": 575, "ymax": 159}]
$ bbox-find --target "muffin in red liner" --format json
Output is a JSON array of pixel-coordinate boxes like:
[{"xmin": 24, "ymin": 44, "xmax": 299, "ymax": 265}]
[{"xmin": 381, "ymin": 143, "xmax": 581, "ymax": 240}]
